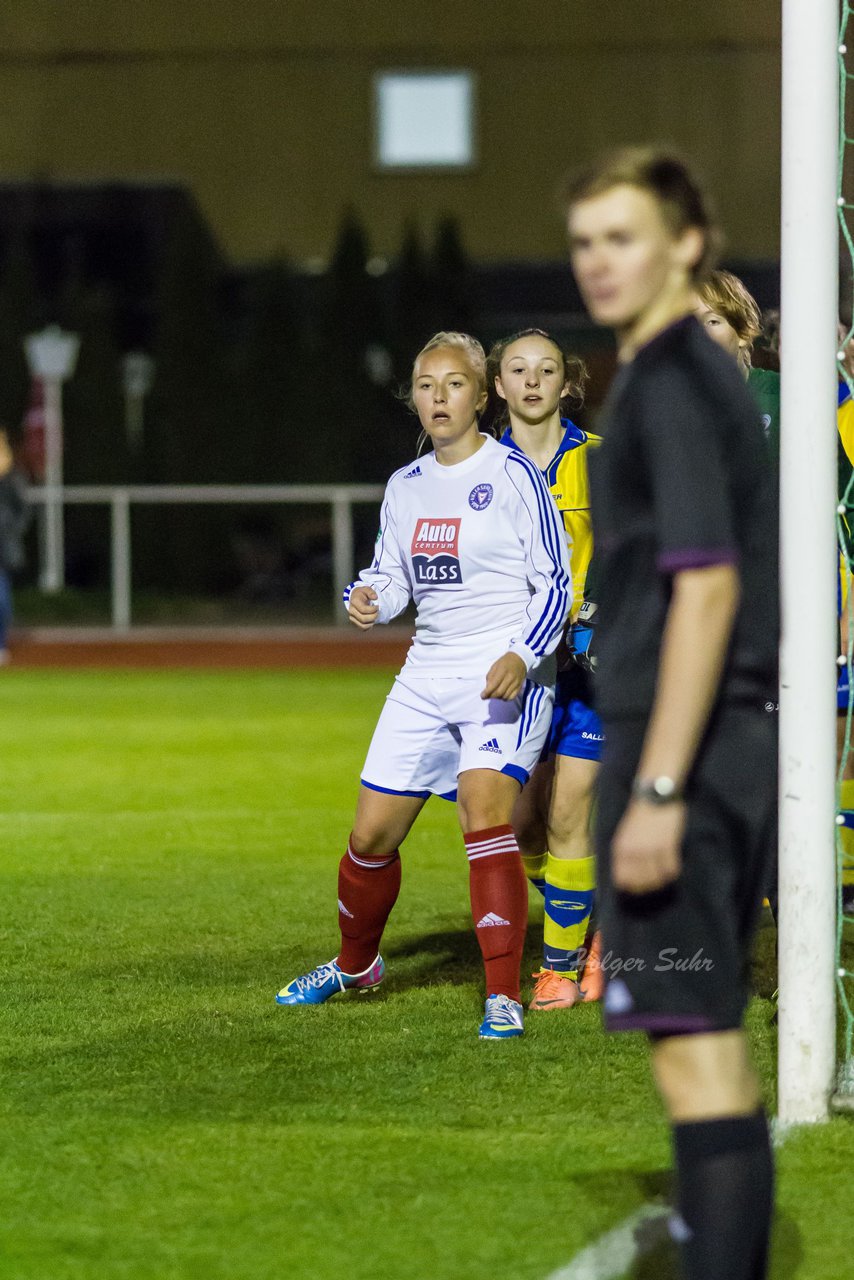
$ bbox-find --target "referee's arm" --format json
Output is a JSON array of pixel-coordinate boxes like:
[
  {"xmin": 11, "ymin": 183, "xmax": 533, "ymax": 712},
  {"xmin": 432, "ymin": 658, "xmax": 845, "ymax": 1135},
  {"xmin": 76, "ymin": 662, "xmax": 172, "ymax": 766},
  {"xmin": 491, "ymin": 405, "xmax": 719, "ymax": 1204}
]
[
  {"xmin": 611, "ymin": 564, "xmax": 740, "ymax": 894},
  {"xmin": 637, "ymin": 564, "xmax": 740, "ymax": 788}
]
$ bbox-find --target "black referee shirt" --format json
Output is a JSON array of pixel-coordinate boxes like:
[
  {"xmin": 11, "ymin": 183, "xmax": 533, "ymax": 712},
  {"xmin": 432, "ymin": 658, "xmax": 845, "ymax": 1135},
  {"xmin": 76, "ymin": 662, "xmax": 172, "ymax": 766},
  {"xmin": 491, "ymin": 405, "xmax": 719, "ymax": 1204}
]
[{"xmin": 589, "ymin": 315, "xmax": 779, "ymax": 720}]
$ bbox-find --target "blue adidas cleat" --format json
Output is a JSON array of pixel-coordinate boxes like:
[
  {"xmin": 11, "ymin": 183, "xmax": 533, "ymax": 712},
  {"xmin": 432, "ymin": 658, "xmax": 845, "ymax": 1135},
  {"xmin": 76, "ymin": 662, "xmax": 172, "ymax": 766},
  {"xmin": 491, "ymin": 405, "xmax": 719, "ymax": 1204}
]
[
  {"xmin": 478, "ymin": 993, "xmax": 524, "ymax": 1039},
  {"xmin": 275, "ymin": 955, "xmax": 385, "ymax": 1006}
]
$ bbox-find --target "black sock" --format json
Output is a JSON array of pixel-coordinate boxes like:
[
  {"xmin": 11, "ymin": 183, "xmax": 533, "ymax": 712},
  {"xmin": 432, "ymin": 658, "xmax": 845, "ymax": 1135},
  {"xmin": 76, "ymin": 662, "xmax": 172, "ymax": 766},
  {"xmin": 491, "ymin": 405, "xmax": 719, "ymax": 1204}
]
[{"xmin": 672, "ymin": 1110, "xmax": 774, "ymax": 1280}]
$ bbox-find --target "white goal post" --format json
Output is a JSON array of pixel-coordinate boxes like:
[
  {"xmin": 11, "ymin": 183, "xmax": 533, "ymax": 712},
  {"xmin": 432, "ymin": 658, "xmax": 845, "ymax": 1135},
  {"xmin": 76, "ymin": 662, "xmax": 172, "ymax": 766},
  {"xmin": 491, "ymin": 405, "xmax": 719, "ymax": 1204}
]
[{"xmin": 777, "ymin": 0, "xmax": 839, "ymax": 1124}]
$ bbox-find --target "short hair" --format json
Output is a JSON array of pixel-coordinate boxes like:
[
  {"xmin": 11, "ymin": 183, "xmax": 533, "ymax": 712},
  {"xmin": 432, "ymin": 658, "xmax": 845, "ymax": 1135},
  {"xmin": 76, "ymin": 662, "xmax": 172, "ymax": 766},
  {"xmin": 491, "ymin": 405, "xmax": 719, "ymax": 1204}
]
[
  {"xmin": 563, "ymin": 146, "xmax": 721, "ymax": 281},
  {"xmin": 697, "ymin": 270, "xmax": 762, "ymax": 350}
]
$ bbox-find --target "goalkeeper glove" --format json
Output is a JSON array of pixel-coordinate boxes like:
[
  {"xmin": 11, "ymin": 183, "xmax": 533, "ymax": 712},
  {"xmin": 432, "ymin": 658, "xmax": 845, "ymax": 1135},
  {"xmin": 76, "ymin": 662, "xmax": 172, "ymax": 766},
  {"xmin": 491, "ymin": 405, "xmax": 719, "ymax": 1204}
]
[{"xmin": 570, "ymin": 600, "xmax": 598, "ymax": 673}]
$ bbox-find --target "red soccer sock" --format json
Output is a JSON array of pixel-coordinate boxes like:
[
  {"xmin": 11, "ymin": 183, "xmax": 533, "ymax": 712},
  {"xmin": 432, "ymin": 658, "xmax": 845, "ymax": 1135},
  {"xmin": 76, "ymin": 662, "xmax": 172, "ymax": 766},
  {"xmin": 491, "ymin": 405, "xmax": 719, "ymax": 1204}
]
[
  {"xmin": 336, "ymin": 838, "xmax": 401, "ymax": 975},
  {"xmin": 465, "ymin": 824, "xmax": 527, "ymax": 1004}
]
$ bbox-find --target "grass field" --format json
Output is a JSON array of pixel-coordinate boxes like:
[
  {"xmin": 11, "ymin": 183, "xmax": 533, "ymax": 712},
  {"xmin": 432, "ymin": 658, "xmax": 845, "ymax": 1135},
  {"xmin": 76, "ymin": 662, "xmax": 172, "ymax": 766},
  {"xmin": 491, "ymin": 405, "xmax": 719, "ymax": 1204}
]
[{"xmin": 1, "ymin": 668, "xmax": 852, "ymax": 1280}]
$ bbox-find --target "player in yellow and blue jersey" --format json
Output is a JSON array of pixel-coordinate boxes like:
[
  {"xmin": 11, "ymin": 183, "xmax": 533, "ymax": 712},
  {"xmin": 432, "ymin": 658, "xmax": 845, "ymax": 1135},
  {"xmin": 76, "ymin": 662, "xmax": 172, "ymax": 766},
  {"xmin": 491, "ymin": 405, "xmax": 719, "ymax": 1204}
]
[
  {"xmin": 835, "ymin": 342, "xmax": 854, "ymax": 911},
  {"xmin": 489, "ymin": 328, "xmax": 604, "ymax": 1010}
]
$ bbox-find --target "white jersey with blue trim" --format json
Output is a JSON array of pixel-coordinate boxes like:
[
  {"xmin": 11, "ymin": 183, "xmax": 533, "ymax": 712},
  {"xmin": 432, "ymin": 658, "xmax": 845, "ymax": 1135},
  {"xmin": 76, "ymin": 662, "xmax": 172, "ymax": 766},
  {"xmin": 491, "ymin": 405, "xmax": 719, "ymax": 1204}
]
[{"xmin": 345, "ymin": 434, "xmax": 571, "ymax": 677}]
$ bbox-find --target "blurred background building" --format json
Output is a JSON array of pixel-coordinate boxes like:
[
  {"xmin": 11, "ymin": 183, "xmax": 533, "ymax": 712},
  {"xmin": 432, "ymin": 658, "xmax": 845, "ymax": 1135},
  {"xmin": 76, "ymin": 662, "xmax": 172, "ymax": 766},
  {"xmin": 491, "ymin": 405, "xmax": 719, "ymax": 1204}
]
[{"xmin": 0, "ymin": 0, "xmax": 781, "ymax": 614}]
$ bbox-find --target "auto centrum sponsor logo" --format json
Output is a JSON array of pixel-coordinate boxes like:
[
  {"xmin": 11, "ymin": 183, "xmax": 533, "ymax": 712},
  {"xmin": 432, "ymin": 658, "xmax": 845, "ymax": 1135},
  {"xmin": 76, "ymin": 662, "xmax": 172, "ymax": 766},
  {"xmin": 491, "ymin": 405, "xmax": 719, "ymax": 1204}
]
[{"xmin": 411, "ymin": 518, "xmax": 463, "ymax": 584}]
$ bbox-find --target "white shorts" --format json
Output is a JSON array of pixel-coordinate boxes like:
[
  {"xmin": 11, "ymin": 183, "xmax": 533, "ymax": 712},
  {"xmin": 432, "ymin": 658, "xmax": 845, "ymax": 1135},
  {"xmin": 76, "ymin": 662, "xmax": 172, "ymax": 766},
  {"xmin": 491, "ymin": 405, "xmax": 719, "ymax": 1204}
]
[{"xmin": 361, "ymin": 672, "xmax": 554, "ymax": 801}]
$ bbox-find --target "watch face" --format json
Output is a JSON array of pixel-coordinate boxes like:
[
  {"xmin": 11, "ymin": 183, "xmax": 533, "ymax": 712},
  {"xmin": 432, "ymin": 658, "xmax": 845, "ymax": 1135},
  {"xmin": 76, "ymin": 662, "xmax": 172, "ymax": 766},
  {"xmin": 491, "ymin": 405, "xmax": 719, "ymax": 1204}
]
[{"xmin": 633, "ymin": 776, "xmax": 681, "ymax": 805}]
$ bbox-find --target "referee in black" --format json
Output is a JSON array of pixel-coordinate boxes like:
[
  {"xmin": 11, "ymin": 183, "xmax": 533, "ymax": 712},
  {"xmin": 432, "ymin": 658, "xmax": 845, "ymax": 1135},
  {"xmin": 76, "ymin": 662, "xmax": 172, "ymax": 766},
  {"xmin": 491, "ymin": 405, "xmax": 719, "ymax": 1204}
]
[{"xmin": 565, "ymin": 148, "xmax": 778, "ymax": 1280}]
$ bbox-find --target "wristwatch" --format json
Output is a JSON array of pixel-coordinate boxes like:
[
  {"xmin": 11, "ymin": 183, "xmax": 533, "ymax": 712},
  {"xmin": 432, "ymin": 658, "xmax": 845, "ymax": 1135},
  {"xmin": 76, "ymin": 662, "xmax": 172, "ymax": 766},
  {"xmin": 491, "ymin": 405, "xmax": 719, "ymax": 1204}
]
[{"xmin": 632, "ymin": 775, "xmax": 683, "ymax": 805}]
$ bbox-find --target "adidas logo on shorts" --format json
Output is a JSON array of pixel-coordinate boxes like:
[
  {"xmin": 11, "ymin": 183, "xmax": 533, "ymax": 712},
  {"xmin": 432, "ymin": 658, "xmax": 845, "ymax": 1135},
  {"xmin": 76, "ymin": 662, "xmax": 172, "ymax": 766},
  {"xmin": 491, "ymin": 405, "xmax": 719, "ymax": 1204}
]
[
  {"xmin": 476, "ymin": 912, "xmax": 511, "ymax": 928},
  {"xmin": 478, "ymin": 737, "xmax": 501, "ymax": 753}
]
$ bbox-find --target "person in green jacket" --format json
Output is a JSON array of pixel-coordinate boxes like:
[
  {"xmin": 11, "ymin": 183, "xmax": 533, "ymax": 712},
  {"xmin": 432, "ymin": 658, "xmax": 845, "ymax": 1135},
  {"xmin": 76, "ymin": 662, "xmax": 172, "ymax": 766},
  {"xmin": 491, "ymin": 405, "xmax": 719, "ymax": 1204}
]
[{"xmin": 693, "ymin": 268, "xmax": 779, "ymax": 454}]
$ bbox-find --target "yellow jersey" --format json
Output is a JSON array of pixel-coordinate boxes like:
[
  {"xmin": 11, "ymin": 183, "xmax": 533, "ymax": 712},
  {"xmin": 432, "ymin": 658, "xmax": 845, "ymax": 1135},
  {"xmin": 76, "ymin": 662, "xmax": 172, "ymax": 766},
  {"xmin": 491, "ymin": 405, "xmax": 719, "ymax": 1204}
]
[{"xmin": 500, "ymin": 419, "xmax": 601, "ymax": 615}]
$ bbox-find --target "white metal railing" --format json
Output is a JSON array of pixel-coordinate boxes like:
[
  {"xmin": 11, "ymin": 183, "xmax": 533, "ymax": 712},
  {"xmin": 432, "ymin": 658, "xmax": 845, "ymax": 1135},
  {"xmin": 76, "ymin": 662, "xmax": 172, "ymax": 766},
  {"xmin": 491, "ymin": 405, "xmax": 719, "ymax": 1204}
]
[{"xmin": 26, "ymin": 484, "xmax": 385, "ymax": 631}]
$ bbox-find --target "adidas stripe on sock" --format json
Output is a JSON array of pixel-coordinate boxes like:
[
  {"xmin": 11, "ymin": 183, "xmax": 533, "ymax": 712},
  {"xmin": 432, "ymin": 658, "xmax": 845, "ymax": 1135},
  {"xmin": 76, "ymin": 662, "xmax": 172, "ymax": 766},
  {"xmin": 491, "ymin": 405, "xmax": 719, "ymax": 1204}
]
[
  {"xmin": 336, "ymin": 839, "xmax": 401, "ymax": 975},
  {"xmin": 465, "ymin": 825, "xmax": 527, "ymax": 1004}
]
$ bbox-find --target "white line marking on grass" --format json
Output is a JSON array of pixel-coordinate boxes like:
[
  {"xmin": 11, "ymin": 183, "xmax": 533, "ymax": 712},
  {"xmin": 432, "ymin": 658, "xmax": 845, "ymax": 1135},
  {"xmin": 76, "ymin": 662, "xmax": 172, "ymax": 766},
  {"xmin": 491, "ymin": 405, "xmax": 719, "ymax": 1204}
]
[
  {"xmin": 544, "ymin": 1203, "xmax": 670, "ymax": 1280},
  {"xmin": 547, "ymin": 1118, "xmax": 793, "ymax": 1280}
]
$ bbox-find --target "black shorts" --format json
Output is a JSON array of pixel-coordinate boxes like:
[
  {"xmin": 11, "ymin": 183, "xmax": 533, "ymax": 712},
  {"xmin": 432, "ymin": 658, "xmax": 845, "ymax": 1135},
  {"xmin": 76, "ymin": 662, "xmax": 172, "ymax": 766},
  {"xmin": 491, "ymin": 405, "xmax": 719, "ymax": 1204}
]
[{"xmin": 595, "ymin": 704, "xmax": 777, "ymax": 1036}]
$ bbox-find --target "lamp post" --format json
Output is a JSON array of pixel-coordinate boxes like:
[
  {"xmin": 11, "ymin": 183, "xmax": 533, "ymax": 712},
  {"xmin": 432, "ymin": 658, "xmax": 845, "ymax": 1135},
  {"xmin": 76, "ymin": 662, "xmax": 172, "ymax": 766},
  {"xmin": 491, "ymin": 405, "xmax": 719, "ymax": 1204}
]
[
  {"xmin": 120, "ymin": 351, "xmax": 154, "ymax": 454},
  {"xmin": 24, "ymin": 325, "xmax": 80, "ymax": 593}
]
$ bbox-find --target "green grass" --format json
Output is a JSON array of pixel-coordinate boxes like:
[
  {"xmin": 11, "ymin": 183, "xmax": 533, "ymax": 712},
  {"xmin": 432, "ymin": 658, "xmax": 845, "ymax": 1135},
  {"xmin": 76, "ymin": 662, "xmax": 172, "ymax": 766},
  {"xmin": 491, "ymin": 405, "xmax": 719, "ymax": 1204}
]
[
  {"xmin": 12, "ymin": 585, "xmax": 338, "ymax": 627},
  {"xmin": 0, "ymin": 669, "xmax": 851, "ymax": 1280}
]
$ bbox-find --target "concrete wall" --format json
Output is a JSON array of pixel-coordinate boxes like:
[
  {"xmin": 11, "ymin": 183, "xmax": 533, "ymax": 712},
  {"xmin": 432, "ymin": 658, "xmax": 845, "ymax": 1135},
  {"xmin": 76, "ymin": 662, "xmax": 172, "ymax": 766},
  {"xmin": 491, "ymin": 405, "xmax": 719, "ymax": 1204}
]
[{"xmin": 0, "ymin": 1, "xmax": 781, "ymax": 263}]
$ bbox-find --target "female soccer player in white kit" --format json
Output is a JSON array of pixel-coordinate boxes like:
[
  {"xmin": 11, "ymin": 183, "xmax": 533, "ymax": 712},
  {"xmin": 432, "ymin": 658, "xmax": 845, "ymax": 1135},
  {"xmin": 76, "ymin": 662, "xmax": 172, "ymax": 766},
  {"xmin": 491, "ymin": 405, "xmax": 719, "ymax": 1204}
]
[{"xmin": 276, "ymin": 332, "xmax": 571, "ymax": 1038}]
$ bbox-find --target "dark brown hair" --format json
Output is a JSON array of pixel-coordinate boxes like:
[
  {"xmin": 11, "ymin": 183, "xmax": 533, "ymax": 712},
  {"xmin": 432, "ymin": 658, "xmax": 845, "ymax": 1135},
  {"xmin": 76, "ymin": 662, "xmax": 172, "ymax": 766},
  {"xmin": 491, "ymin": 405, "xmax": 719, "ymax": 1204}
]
[{"xmin": 486, "ymin": 328, "xmax": 588, "ymax": 431}]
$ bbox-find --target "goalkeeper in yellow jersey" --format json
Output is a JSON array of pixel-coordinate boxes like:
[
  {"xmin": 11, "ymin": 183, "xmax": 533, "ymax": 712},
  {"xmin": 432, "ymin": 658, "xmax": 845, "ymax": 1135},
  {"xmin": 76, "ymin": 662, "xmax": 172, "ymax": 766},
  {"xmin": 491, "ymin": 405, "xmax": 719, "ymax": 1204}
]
[{"xmin": 489, "ymin": 328, "xmax": 604, "ymax": 1009}]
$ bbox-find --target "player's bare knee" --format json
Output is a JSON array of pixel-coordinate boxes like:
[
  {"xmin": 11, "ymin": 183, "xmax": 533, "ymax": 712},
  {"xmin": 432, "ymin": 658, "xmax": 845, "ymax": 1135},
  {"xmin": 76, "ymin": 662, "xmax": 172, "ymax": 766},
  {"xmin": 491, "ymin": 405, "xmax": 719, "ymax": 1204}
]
[
  {"xmin": 547, "ymin": 796, "xmax": 593, "ymax": 858},
  {"xmin": 511, "ymin": 764, "xmax": 551, "ymax": 855},
  {"xmin": 457, "ymin": 770, "xmax": 520, "ymax": 832},
  {"xmin": 547, "ymin": 758, "xmax": 596, "ymax": 852},
  {"xmin": 349, "ymin": 827, "xmax": 398, "ymax": 858},
  {"xmin": 459, "ymin": 803, "xmax": 514, "ymax": 831},
  {"xmin": 546, "ymin": 808, "xmax": 589, "ymax": 856},
  {"xmin": 513, "ymin": 807, "xmax": 547, "ymax": 858}
]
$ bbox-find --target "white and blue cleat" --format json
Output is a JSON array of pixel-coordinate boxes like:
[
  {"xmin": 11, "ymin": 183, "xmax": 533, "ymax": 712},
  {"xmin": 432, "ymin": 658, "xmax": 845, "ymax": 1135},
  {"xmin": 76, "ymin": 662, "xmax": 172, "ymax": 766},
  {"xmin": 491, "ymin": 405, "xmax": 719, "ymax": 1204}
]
[
  {"xmin": 478, "ymin": 993, "xmax": 524, "ymax": 1039},
  {"xmin": 275, "ymin": 955, "xmax": 385, "ymax": 1006}
]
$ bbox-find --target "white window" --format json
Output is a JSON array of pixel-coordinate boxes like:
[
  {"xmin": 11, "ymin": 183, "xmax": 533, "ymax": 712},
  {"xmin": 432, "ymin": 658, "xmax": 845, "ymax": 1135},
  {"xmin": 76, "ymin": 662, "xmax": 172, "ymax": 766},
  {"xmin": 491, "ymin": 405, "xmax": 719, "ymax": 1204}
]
[{"xmin": 374, "ymin": 71, "xmax": 475, "ymax": 170}]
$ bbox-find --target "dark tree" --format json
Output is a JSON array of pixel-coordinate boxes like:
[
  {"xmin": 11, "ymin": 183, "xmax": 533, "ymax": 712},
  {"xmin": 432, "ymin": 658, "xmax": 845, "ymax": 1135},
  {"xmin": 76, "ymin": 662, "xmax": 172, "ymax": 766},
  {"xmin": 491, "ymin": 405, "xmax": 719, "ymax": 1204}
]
[
  {"xmin": 315, "ymin": 210, "xmax": 396, "ymax": 483},
  {"xmin": 58, "ymin": 284, "xmax": 128, "ymax": 587},
  {"xmin": 0, "ymin": 224, "xmax": 39, "ymax": 435},
  {"xmin": 231, "ymin": 258, "xmax": 305, "ymax": 483},
  {"xmin": 390, "ymin": 220, "xmax": 436, "ymax": 377},
  {"xmin": 432, "ymin": 215, "xmax": 473, "ymax": 335},
  {"xmin": 138, "ymin": 201, "xmax": 232, "ymax": 590},
  {"xmin": 61, "ymin": 285, "xmax": 127, "ymax": 485},
  {"xmin": 146, "ymin": 202, "xmax": 230, "ymax": 484}
]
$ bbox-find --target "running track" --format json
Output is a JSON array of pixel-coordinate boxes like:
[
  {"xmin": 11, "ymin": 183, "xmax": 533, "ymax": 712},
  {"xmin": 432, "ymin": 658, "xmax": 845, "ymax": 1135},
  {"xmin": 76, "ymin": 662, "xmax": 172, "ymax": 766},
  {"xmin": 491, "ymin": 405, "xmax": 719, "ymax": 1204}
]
[{"xmin": 7, "ymin": 628, "xmax": 412, "ymax": 669}]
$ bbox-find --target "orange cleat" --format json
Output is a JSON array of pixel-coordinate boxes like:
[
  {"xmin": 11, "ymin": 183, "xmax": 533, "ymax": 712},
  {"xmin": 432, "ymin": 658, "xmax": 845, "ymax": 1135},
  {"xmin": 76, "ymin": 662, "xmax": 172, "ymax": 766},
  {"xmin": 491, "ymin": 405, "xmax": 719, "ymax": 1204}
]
[
  {"xmin": 528, "ymin": 968, "xmax": 581, "ymax": 1011},
  {"xmin": 579, "ymin": 929, "xmax": 604, "ymax": 1003}
]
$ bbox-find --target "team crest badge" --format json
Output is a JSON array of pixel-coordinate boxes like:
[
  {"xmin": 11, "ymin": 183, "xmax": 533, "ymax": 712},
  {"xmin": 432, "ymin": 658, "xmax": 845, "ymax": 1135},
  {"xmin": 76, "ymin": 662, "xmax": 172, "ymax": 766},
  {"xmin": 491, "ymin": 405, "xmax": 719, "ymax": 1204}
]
[{"xmin": 468, "ymin": 483, "xmax": 493, "ymax": 511}]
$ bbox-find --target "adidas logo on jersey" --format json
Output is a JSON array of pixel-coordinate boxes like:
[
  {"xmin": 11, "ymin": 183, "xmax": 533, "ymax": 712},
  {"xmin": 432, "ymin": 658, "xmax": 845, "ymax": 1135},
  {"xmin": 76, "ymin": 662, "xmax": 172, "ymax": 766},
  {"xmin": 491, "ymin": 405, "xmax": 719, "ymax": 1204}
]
[
  {"xmin": 337, "ymin": 899, "xmax": 354, "ymax": 919},
  {"xmin": 403, "ymin": 465, "xmax": 422, "ymax": 479},
  {"xmin": 478, "ymin": 737, "xmax": 501, "ymax": 753},
  {"xmin": 476, "ymin": 912, "xmax": 511, "ymax": 928}
]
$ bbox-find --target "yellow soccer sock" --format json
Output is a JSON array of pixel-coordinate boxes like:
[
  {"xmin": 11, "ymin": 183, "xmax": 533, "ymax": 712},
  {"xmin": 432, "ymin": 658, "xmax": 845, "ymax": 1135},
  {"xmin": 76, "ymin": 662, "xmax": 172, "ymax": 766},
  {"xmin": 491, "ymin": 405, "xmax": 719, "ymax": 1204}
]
[
  {"xmin": 521, "ymin": 851, "xmax": 548, "ymax": 897},
  {"xmin": 542, "ymin": 853, "xmax": 596, "ymax": 980}
]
